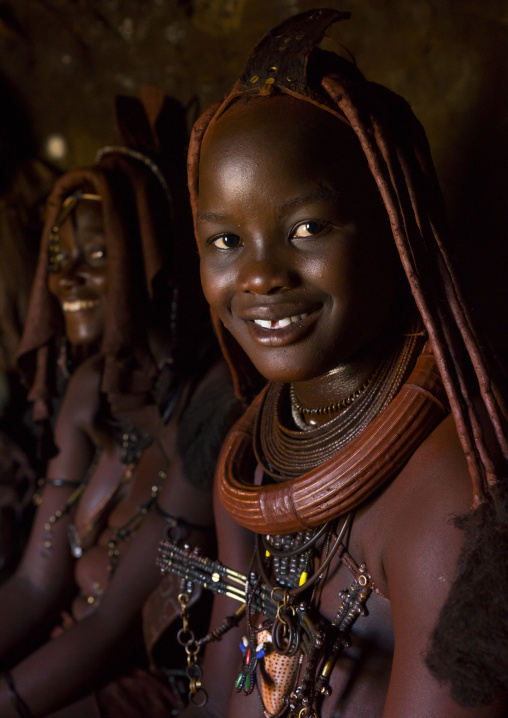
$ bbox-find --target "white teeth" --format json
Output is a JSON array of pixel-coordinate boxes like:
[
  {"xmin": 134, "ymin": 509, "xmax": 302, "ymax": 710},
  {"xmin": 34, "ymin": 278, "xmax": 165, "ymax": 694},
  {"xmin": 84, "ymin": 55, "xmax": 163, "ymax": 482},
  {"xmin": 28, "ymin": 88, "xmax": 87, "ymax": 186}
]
[
  {"xmin": 253, "ymin": 313, "xmax": 308, "ymax": 329},
  {"xmin": 63, "ymin": 300, "xmax": 99, "ymax": 313},
  {"xmin": 255, "ymin": 319, "xmax": 273, "ymax": 329}
]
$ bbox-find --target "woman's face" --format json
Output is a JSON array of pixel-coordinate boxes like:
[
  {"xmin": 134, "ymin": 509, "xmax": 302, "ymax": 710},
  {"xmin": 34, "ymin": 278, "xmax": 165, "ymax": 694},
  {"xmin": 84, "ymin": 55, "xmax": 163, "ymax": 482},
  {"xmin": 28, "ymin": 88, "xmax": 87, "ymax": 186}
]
[
  {"xmin": 196, "ymin": 96, "xmax": 405, "ymax": 385},
  {"xmin": 48, "ymin": 198, "xmax": 108, "ymax": 348}
]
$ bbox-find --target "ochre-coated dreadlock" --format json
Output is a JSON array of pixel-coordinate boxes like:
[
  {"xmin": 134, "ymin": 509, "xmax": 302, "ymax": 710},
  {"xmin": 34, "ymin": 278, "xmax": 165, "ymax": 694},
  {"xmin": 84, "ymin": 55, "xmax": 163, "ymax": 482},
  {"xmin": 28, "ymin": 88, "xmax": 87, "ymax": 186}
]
[{"xmin": 187, "ymin": 8, "xmax": 508, "ymax": 707}]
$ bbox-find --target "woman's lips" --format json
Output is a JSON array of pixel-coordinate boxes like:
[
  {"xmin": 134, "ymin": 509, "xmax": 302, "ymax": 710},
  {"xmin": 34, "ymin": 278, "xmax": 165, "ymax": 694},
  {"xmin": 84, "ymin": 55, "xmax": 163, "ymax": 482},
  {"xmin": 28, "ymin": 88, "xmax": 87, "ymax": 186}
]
[{"xmin": 62, "ymin": 299, "xmax": 100, "ymax": 313}]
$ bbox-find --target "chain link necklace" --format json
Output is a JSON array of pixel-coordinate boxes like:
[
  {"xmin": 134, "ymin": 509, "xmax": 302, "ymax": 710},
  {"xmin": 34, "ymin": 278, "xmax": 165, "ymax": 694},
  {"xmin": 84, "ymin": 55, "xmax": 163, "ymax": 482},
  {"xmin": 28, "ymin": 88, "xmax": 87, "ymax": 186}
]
[{"xmin": 289, "ymin": 368, "xmax": 378, "ymax": 423}]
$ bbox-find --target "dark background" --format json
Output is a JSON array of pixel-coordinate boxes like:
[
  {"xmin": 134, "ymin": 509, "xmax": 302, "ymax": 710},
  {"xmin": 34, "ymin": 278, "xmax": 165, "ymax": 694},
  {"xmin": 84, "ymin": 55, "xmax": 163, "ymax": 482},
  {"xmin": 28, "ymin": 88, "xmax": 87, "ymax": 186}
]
[{"xmin": 0, "ymin": 0, "xmax": 507, "ymax": 353}]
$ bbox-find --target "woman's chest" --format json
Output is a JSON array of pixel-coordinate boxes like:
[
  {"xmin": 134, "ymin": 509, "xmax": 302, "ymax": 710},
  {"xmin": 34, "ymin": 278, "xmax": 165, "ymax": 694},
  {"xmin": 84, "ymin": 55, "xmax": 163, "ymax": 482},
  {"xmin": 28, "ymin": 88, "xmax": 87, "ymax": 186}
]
[
  {"xmin": 70, "ymin": 441, "xmax": 168, "ymax": 618},
  {"xmin": 73, "ymin": 440, "xmax": 166, "ymax": 543}
]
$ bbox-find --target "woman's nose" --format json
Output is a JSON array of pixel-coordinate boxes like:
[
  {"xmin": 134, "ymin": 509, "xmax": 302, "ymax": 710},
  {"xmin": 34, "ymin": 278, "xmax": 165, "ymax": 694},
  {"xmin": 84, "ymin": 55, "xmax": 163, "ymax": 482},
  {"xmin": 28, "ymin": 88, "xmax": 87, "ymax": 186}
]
[
  {"xmin": 237, "ymin": 241, "xmax": 297, "ymax": 295},
  {"xmin": 57, "ymin": 258, "xmax": 89, "ymax": 288}
]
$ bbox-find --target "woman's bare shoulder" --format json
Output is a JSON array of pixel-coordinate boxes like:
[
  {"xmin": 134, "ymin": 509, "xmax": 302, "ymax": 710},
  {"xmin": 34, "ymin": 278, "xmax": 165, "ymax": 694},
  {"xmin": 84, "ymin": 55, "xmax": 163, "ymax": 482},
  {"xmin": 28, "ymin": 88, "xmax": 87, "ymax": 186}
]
[
  {"xmin": 359, "ymin": 413, "xmax": 474, "ymax": 599},
  {"xmin": 367, "ymin": 412, "xmax": 473, "ymax": 617},
  {"xmin": 54, "ymin": 354, "xmax": 105, "ymax": 438},
  {"xmin": 390, "ymin": 412, "xmax": 474, "ymax": 530}
]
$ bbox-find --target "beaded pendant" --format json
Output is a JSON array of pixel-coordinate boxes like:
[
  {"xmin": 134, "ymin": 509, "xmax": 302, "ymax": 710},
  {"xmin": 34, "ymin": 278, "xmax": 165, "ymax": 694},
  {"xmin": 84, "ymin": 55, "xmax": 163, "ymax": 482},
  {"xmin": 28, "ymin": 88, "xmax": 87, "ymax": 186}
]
[{"xmin": 235, "ymin": 635, "xmax": 266, "ymax": 695}]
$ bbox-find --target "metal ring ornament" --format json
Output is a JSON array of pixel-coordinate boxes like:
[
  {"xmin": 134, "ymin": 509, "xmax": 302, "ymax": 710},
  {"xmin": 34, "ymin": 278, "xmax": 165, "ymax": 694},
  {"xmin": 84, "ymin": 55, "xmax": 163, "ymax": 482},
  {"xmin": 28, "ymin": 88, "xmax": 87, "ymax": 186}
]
[
  {"xmin": 184, "ymin": 640, "xmax": 200, "ymax": 658},
  {"xmin": 187, "ymin": 662, "xmax": 202, "ymax": 679},
  {"xmin": 189, "ymin": 686, "xmax": 208, "ymax": 707},
  {"xmin": 272, "ymin": 608, "xmax": 301, "ymax": 656},
  {"xmin": 177, "ymin": 628, "xmax": 195, "ymax": 646}
]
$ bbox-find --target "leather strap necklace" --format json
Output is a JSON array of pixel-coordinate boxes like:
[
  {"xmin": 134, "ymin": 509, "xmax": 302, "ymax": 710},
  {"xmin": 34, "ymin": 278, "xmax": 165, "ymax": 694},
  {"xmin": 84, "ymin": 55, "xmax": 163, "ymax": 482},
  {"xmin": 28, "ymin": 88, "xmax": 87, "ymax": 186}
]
[{"xmin": 217, "ymin": 345, "xmax": 449, "ymax": 534}]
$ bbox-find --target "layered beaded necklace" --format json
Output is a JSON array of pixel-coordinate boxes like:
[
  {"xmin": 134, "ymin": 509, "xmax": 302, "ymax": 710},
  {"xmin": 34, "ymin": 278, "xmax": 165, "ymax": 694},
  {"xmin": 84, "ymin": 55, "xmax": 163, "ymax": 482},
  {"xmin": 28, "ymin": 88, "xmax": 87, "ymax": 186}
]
[
  {"xmin": 254, "ymin": 328, "xmax": 424, "ymax": 480},
  {"xmin": 231, "ymin": 328, "xmax": 426, "ymax": 714}
]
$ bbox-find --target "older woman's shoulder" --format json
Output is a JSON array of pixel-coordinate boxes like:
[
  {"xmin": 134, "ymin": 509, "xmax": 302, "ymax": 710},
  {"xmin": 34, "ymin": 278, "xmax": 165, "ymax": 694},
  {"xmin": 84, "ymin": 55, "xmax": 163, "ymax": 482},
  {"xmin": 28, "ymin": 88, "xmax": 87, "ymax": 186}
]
[{"xmin": 55, "ymin": 354, "xmax": 105, "ymax": 435}]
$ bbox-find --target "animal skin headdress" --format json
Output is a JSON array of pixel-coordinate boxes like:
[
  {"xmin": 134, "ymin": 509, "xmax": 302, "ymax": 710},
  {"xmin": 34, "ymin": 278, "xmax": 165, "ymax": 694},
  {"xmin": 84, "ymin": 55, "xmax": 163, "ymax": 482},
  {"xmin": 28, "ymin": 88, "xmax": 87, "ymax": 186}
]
[{"xmin": 187, "ymin": 8, "xmax": 508, "ymax": 707}]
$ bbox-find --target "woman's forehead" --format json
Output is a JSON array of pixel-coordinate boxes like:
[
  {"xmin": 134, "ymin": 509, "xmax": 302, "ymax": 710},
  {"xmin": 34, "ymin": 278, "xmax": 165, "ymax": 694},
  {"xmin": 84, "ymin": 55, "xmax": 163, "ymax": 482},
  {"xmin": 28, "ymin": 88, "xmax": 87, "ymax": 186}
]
[
  {"xmin": 203, "ymin": 94, "xmax": 356, "ymax": 150},
  {"xmin": 59, "ymin": 199, "xmax": 104, "ymax": 240},
  {"xmin": 199, "ymin": 94, "xmax": 374, "ymax": 202}
]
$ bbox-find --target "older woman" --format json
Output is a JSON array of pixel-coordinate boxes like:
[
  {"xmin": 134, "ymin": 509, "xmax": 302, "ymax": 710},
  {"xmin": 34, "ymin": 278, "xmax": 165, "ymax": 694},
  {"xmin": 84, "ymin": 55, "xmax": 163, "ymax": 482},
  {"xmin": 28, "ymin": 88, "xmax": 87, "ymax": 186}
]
[{"xmin": 0, "ymin": 89, "xmax": 241, "ymax": 717}]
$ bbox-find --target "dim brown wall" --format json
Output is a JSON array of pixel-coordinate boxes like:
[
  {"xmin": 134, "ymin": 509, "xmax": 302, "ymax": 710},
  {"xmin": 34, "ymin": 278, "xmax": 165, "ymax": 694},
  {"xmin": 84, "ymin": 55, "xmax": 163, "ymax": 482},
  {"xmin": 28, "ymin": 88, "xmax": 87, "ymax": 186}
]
[{"xmin": 0, "ymin": 0, "xmax": 506, "ymax": 352}]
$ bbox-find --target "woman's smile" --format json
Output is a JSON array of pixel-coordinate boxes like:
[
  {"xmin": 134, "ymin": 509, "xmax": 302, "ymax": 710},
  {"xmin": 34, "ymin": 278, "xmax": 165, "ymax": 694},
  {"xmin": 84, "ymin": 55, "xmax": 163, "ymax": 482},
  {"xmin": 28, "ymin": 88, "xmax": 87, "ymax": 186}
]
[
  {"xmin": 48, "ymin": 197, "xmax": 108, "ymax": 348},
  {"xmin": 234, "ymin": 297, "xmax": 320, "ymax": 346},
  {"xmin": 197, "ymin": 95, "xmax": 405, "ymax": 386},
  {"xmin": 62, "ymin": 298, "xmax": 101, "ymax": 313},
  {"xmin": 252, "ymin": 315, "xmax": 308, "ymax": 330}
]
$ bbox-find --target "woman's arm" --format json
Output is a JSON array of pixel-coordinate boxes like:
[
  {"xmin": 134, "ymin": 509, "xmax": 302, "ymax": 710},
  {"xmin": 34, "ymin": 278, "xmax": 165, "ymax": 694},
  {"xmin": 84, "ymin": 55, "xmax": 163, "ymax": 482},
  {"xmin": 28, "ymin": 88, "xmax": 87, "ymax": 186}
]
[
  {"xmin": 178, "ymin": 479, "xmax": 257, "ymax": 718},
  {"xmin": 0, "ymin": 359, "xmax": 235, "ymax": 716},
  {"xmin": 0, "ymin": 358, "xmax": 103, "ymax": 665},
  {"xmin": 381, "ymin": 414, "xmax": 506, "ymax": 717},
  {"xmin": 0, "ymin": 431, "xmax": 182, "ymax": 716},
  {"xmin": 0, "ymin": 503, "xmax": 168, "ymax": 716}
]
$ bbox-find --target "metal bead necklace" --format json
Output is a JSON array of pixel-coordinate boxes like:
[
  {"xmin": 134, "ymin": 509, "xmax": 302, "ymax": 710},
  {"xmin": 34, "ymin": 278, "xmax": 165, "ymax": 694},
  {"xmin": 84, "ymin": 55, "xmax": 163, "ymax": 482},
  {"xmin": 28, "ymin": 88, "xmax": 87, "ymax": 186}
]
[{"xmin": 289, "ymin": 368, "xmax": 378, "ymax": 420}]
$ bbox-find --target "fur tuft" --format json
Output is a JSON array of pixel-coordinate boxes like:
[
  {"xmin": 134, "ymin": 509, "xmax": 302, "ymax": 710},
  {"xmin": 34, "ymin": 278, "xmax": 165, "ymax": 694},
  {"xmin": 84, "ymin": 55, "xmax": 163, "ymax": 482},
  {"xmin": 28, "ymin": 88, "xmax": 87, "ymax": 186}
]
[
  {"xmin": 176, "ymin": 378, "xmax": 245, "ymax": 492},
  {"xmin": 426, "ymin": 482, "xmax": 508, "ymax": 706}
]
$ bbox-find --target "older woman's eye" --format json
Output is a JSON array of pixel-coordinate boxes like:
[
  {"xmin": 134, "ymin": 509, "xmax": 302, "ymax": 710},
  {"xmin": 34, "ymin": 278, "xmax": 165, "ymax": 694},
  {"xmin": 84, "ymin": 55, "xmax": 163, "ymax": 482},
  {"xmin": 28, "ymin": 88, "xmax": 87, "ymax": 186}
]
[
  {"xmin": 89, "ymin": 247, "xmax": 107, "ymax": 262},
  {"xmin": 47, "ymin": 250, "xmax": 69, "ymax": 273},
  {"xmin": 292, "ymin": 220, "xmax": 330, "ymax": 239},
  {"xmin": 211, "ymin": 233, "xmax": 241, "ymax": 250}
]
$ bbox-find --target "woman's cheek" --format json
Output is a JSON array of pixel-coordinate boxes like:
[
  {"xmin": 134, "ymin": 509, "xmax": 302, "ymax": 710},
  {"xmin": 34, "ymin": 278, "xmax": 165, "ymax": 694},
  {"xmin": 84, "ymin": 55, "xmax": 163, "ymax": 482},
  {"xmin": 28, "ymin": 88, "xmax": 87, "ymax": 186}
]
[{"xmin": 200, "ymin": 261, "xmax": 229, "ymax": 313}]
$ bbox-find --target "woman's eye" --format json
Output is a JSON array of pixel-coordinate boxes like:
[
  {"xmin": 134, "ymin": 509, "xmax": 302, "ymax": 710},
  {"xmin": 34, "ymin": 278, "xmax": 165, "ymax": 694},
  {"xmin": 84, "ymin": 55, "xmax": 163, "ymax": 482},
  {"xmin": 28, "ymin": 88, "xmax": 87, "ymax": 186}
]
[
  {"xmin": 48, "ymin": 250, "xmax": 69, "ymax": 273},
  {"xmin": 211, "ymin": 233, "xmax": 241, "ymax": 250},
  {"xmin": 88, "ymin": 247, "xmax": 107, "ymax": 262},
  {"xmin": 292, "ymin": 220, "xmax": 330, "ymax": 239}
]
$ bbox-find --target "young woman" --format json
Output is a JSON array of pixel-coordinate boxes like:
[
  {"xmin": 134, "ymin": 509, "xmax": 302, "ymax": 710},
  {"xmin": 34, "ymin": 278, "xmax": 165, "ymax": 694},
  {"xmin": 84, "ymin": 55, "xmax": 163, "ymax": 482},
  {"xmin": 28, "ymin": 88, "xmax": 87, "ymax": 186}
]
[
  {"xmin": 0, "ymin": 90, "xmax": 241, "ymax": 717},
  {"xmin": 165, "ymin": 10, "xmax": 508, "ymax": 718}
]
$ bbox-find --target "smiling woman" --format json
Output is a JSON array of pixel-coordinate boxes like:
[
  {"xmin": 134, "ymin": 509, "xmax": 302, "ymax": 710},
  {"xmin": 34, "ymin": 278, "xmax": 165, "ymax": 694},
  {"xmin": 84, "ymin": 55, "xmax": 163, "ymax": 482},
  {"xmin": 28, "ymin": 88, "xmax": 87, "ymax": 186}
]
[
  {"xmin": 0, "ymin": 90, "xmax": 239, "ymax": 718},
  {"xmin": 17, "ymin": 131, "xmax": 179, "ymax": 426},
  {"xmin": 197, "ymin": 95, "xmax": 405, "ymax": 394},
  {"xmin": 170, "ymin": 8, "xmax": 508, "ymax": 718},
  {"xmin": 47, "ymin": 192, "xmax": 108, "ymax": 350}
]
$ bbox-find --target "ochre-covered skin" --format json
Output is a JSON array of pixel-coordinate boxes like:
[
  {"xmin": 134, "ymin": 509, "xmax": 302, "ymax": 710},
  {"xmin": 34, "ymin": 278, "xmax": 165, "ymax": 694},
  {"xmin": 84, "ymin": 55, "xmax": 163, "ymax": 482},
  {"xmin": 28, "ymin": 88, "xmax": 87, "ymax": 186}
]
[{"xmin": 0, "ymin": 352, "xmax": 227, "ymax": 718}]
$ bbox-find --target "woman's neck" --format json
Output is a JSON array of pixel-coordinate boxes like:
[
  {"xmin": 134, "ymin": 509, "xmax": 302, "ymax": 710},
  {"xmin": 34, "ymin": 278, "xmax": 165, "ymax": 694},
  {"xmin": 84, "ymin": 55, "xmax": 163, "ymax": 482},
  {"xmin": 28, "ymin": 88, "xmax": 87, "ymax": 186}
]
[{"xmin": 289, "ymin": 324, "xmax": 411, "ymax": 428}]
